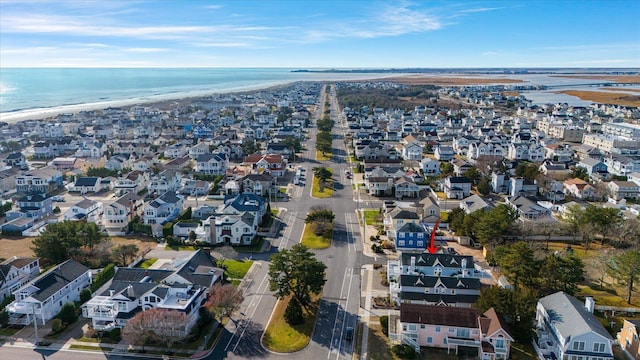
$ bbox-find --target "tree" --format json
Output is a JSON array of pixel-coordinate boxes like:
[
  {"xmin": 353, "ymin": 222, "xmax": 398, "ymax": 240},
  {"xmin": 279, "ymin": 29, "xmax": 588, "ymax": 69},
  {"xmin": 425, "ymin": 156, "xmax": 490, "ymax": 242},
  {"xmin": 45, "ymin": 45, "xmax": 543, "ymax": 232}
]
[
  {"xmin": 241, "ymin": 139, "xmax": 258, "ymax": 155},
  {"xmin": 608, "ymin": 250, "xmax": 640, "ymax": 304},
  {"xmin": 493, "ymin": 242, "xmax": 538, "ymax": 289},
  {"xmin": 312, "ymin": 167, "xmax": 333, "ymax": 185},
  {"xmin": 205, "ymin": 283, "xmax": 244, "ymax": 320},
  {"xmin": 59, "ymin": 302, "xmax": 78, "ymax": 324},
  {"xmin": 515, "ymin": 162, "xmax": 540, "ymax": 181},
  {"xmin": 570, "ymin": 167, "xmax": 590, "ymax": 182},
  {"xmin": 32, "ymin": 221, "xmax": 109, "ymax": 265},
  {"xmin": 477, "ymin": 177, "xmax": 492, "ymax": 196},
  {"xmin": 284, "ymin": 297, "xmax": 304, "ymax": 325},
  {"xmin": 111, "ymin": 244, "xmax": 139, "ymax": 266},
  {"xmin": 583, "ymin": 205, "xmax": 623, "ymax": 245},
  {"xmin": 561, "ymin": 204, "xmax": 585, "ymax": 243},
  {"xmin": 475, "ymin": 286, "xmax": 537, "ymax": 342},
  {"xmin": 122, "ymin": 309, "xmax": 158, "ymax": 351},
  {"xmin": 80, "ymin": 288, "xmax": 92, "ymax": 304},
  {"xmin": 440, "ymin": 162, "xmax": 454, "ymax": 175},
  {"xmin": 281, "ymin": 136, "xmax": 302, "ymax": 153},
  {"xmin": 539, "ymin": 253, "xmax": 584, "ymax": 295},
  {"xmin": 475, "ymin": 205, "xmax": 517, "ymax": 247},
  {"xmin": 614, "ymin": 217, "xmax": 640, "ymax": 247},
  {"xmin": 150, "ymin": 309, "xmax": 190, "ymax": 351},
  {"xmin": 462, "ymin": 167, "xmax": 481, "ymax": 184},
  {"xmin": 269, "ymin": 243, "xmax": 327, "ymax": 309},
  {"xmin": 316, "ymin": 131, "xmax": 333, "ymax": 155},
  {"xmin": 447, "ymin": 208, "xmax": 466, "ymax": 234}
]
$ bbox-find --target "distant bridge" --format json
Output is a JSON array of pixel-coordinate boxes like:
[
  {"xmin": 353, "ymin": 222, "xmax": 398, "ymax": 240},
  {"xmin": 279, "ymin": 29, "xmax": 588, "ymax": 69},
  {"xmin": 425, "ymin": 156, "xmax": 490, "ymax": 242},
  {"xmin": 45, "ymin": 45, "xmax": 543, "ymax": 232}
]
[{"xmin": 543, "ymin": 82, "xmax": 640, "ymax": 89}]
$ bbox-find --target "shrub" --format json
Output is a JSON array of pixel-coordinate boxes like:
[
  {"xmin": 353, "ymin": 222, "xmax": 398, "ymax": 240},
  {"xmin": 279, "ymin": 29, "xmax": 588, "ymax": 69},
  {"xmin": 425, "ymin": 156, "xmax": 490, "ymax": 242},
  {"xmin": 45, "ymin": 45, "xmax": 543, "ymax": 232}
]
[
  {"xmin": 371, "ymin": 244, "xmax": 384, "ymax": 253},
  {"xmin": 84, "ymin": 326, "xmax": 99, "ymax": 338},
  {"xmin": 392, "ymin": 344, "xmax": 416, "ymax": 359},
  {"xmin": 80, "ymin": 288, "xmax": 92, "ymax": 304},
  {"xmin": 163, "ymin": 222, "xmax": 174, "ymax": 236},
  {"xmin": 284, "ymin": 298, "xmax": 304, "ymax": 325},
  {"xmin": 381, "ymin": 240, "xmax": 395, "ymax": 249},
  {"xmin": 311, "ymin": 218, "xmax": 333, "ymax": 237},
  {"xmin": 91, "ymin": 263, "xmax": 115, "ymax": 292},
  {"xmin": 59, "ymin": 302, "xmax": 77, "ymax": 324},
  {"xmin": 0, "ymin": 310, "xmax": 9, "ymax": 327},
  {"xmin": 51, "ymin": 319, "xmax": 63, "ymax": 333},
  {"xmin": 380, "ymin": 315, "xmax": 389, "ymax": 335},
  {"xmin": 109, "ymin": 328, "xmax": 121, "ymax": 342}
]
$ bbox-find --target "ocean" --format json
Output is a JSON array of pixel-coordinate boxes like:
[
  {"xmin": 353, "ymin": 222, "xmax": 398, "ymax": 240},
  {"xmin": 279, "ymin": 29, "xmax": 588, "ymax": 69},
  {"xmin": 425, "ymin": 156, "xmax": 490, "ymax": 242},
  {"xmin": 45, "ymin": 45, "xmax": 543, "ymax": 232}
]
[{"xmin": 0, "ymin": 68, "xmax": 394, "ymax": 121}]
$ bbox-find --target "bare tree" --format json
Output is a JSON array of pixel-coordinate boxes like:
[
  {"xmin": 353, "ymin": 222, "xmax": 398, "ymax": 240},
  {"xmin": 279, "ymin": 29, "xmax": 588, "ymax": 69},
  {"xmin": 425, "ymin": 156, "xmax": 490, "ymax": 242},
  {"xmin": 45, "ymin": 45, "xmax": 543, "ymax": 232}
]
[
  {"xmin": 111, "ymin": 244, "xmax": 139, "ymax": 266},
  {"xmin": 205, "ymin": 283, "xmax": 245, "ymax": 320},
  {"xmin": 122, "ymin": 308, "xmax": 157, "ymax": 351},
  {"xmin": 152, "ymin": 309, "xmax": 190, "ymax": 351}
]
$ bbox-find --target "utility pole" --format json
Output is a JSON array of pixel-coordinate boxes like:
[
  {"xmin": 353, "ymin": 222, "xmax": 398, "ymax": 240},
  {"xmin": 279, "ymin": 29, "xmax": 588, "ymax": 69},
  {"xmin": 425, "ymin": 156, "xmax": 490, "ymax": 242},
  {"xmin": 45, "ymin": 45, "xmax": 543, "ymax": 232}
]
[{"xmin": 32, "ymin": 305, "xmax": 39, "ymax": 345}]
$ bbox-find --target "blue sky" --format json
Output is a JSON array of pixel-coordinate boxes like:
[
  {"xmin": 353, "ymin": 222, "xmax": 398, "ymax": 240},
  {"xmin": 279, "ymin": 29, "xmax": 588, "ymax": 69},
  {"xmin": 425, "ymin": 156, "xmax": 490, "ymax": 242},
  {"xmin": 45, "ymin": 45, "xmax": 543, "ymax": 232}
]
[{"xmin": 1, "ymin": 0, "xmax": 638, "ymax": 68}]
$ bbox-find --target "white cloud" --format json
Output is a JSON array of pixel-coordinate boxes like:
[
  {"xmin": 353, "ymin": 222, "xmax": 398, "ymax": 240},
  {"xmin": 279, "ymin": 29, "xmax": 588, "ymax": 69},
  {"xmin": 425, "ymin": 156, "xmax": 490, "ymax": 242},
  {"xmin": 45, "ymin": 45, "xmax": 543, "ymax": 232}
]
[
  {"xmin": 124, "ymin": 47, "xmax": 170, "ymax": 53},
  {"xmin": 456, "ymin": 7, "xmax": 504, "ymax": 14}
]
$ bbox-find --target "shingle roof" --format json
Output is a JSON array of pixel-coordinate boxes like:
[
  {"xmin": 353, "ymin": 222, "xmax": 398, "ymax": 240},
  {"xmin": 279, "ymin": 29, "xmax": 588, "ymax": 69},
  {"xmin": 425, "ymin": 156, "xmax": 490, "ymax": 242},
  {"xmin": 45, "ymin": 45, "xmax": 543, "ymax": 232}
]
[
  {"xmin": 538, "ymin": 291, "xmax": 613, "ymax": 341},
  {"xmin": 399, "ymin": 274, "xmax": 481, "ymax": 289},
  {"xmin": 401, "ymin": 303, "xmax": 479, "ymax": 327},
  {"xmin": 74, "ymin": 177, "xmax": 100, "ymax": 187},
  {"xmin": 30, "ymin": 259, "xmax": 89, "ymax": 302},
  {"xmin": 401, "ymin": 253, "xmax": 475, "ymax": 269}
]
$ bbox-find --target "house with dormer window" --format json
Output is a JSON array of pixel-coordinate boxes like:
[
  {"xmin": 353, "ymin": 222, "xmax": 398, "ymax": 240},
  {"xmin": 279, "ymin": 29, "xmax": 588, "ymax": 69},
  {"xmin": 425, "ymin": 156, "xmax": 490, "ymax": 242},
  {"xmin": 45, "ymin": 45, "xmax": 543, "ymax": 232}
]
[
  {"xmin": 0, "ymin": 257, "xmax": 40, "ymax": 300},
  {"xmin": 143, "ymin": 191, "xmax": 184, "ymax": 227},
  {"xmin": 196, "ymin": 153, "xmax": 228, "ymax": 176},
  {"xmin": 534, "ymin": 291, "xmax": 614, "ymax": 360}
]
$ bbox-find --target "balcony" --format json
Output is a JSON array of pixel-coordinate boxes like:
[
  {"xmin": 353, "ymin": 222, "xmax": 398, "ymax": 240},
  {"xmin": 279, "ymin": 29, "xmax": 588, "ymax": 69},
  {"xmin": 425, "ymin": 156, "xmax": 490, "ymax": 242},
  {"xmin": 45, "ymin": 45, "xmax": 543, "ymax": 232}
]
[
  {"xmin": 447, "ymin": 337, "xmax": 481, "ymax": 347},
  {"xmin": 532, "ymin": 328, "xmax": 558, "ymax": 359}
]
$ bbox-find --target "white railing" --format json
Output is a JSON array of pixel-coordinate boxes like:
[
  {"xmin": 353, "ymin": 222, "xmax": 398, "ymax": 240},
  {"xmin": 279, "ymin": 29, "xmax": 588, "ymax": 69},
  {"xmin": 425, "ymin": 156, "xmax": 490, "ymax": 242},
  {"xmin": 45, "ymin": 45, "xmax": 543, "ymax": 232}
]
[
  {"xmin": 402, "ymin": 334, "xmax": 420, "ymax": 353},
  {"xmin": 447, "ymin": 337, "xmax": 481, "ymax": 347}
]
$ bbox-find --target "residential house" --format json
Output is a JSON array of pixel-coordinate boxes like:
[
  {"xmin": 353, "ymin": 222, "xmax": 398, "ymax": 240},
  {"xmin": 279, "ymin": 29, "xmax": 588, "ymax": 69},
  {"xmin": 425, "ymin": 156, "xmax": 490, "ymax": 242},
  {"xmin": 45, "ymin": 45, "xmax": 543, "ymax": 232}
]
[
  {"xmin": 384, "ymin": 207, "xmax": 421, "ymax": 239},
  {"xmin": 181, "ymin": 180, "xmax": 210, "ymax": 196},
  {"xmin": 113, "ymin": 170, "xmax": 150, "ymax": 195},
  {"xmin": 207, "ymin": 213, "xmax": 257, "ymax": 245},
  {"xmin": 69, "ymin": 177, "xmax": 102, "ymax": 194},
  {"xmin": 143, "ymin": 191, "xmax": 185, "ymax": 226},
  {"xmin": 195, "ymin": 153, "xmax": 228, "ymax": 176},
  {"xmin": 148, "ymin": 170, "xmax": 182, "ymax": 195},
  {"xmin": 82, "ymin": 250, "xmax": 220, "ymax": 333},
  {"xmin": 460, "ymin": 194, "xmax": 492, "ymax": 214},
  {"xmin": 243, "ymin": 153, "xmax": 287, "ymax": 177},
  {"xmin": 420, "ymin": 158, "xmax": 440, "ymax": 177},
  {"xmin": 4, "ymin": 152, "xmax": 27, "ymax": 168},
  {"xmin": 105, "ymin": 155, "xmax": 132, "ymax": 171},
  {"xmin": 533, "ymin": 292, "xmax": 614, "ymax": 360},
  {"xmin": 164, "ymin": 143, "xmax": 188, "ymax": 159},
  {"xmin": 452, "ymin": 158, "xmax": 473, "ymax": 177},
  {"xmin": 577, "ymin": 158, "xmax": 608, "ymax": 178},
  {"xmin": 510, "ymin": 177, "xmax": 538, "ymax": 198},
  {"xmin": 189, "ymin": 142, "xmax": 211, "ymax": 159},
  {"xmin": 506, "ymin": 196, "xmax": 551, "ymax": 220},
  {"xmin": 617, "ymin": 319, "xmax": 640, "ymax": 360},
  {"xmin": 395, "ymin": 222, "xmax": 428, "ymax": 251},
  {"xmin": 0, "ymin": 257, "xmax": 40, "ymax": 300},
  {"xmin": 51, "ymin": 157, "xmax": 78, "ymax": 171},
  {"xmin": 103, "ymin": 193, "xmax": 144, "ymax": 233},
  {"xmin": 435, "ymin": 146, "xmax": 454, "ymax": 161},
  {"xmin": 394, "ymin": 304, "xmax": 513, "ymax": 359},
  {"xmin": 401, "ymin": 142, "xmax": 424, "ymax": 161},
  {"xmin": 15, "ymin": 167, "xmax": 63, "ymax": 195},
  {"xmin": 604, "ymin": 155, "xmax": 640, "ymax": 177},
  {"xmin": 5, "ymin": 193, "xmax": 53, "ymax": 221},
  {"xmin": 563, "ymin": 178, "xmax": 599, "ymax": 200},
  {"xmin": 63, "ymin": 198, "xmax": 103, "ymax": 223},
  {"xmin": 607, "ymin": 181, "xmax": 640, "ymax": 201},
  {"xmin": 444, "ymin": 177, "xmax": 472, "ymax": 199},
  {"xmin": 394, "ymin": 176, "xmax": 420, "ymax": 199},
  {"xmin": 241, "ymin": 173, "xmax": 277, "ymax": 197},
  {"xmin": 387, "ymin": 253, "xmax": 483, "ymax": 308},
  {"xmin": 7, "ymin": 259, "xmax": 91, "ymax": 325}
]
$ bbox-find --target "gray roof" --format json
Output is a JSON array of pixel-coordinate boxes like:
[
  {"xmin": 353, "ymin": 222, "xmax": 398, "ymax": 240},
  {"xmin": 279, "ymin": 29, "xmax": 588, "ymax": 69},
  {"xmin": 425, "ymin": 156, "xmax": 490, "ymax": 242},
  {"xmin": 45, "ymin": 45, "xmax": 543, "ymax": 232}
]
[
  {"xmin": 174, "ymin": 249, "xmax": 221, "ymax": 287},
  {"xmin": 112, "ymin": 268, "xmax": 173, "ymax": 283},
  {"xmin": 401, "ymin": 253, "xmax": 475, "ymax": 269},
  {"xmin": 29, "ymin": 259, "xmax": 89, "ymax": 302},
  {"xmin": 399, "ymin": 274, "xmax": 481, "ymax": 290},
  {"xmin": 74, "ymin": 177, "xmax": 100, "ymax": 186},
  {"xmin": 538, "ymin": 291, "xmax": 613, "ymax": 341}
]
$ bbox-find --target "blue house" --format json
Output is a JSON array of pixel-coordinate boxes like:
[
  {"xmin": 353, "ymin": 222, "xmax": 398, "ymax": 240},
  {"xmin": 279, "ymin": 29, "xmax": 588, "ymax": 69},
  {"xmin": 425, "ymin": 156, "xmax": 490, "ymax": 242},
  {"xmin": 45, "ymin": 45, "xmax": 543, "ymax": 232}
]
[{"xmin": 396, "ymin": 222, "xmax": 428, "ymax": 251}]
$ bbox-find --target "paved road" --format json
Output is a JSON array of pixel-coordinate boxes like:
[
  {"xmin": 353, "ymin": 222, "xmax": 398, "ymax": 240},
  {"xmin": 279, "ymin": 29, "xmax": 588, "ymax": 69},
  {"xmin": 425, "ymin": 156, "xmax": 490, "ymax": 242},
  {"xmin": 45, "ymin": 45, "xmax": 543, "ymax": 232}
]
[{"xmin": 206, "ymin": 84, "xmax": 365, "ymax": 360}]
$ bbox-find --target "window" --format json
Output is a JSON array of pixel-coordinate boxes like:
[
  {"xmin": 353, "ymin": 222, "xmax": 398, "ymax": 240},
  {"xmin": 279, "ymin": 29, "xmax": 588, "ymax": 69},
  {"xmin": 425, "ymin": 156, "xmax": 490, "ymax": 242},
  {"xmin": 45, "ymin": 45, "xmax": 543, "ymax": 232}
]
[
  {"xmin": 572, "ymin": 341, "xmax": 585, "ymax": 351},
  {"xmin": 435, "ymin": 326, "xmax": 441, "ymax": 333},
  {"xmin": 427, "ymin": 337, "xmax": 432, "ymax": 344},
  {"xmin": 456, "ymin": 328, "xmax": 470, "ymax": 338},
  {"xmin": 420, "ymin": 325, "xmax": 425, "ymax": 329},
  {"xmin": 496, "ymin": 338, "xmax": 505, "ymax": 349},
  {"xmin": 593, "ymin": 343, "xmax": 605, "ymax": 352},
  {"xmin": 398, "ymin": 240, "xmax": 405, "ymax": 246}
]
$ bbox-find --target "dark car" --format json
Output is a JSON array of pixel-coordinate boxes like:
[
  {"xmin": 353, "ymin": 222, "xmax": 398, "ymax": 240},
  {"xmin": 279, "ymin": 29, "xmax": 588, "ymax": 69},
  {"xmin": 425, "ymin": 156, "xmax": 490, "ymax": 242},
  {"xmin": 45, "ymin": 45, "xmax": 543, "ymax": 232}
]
[{"xmin": 345, "ymin": 327, "xmax": 354, "ymax": 341}]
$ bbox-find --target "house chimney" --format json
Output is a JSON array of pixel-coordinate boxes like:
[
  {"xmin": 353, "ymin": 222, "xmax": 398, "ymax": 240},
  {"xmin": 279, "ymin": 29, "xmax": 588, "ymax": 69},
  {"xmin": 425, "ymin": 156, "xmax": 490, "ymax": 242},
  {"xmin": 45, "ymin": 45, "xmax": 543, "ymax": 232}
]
[
  {"xmin": 461, "ymin": 258, "xmax": 467, "ymax": 277},
  {"xmin": 585, "ymin": 296, "xmax": 595, "ymax": 313},
  {"xmin": 127, "ymin": 284, "xmax": 134, "ymax": 298}
]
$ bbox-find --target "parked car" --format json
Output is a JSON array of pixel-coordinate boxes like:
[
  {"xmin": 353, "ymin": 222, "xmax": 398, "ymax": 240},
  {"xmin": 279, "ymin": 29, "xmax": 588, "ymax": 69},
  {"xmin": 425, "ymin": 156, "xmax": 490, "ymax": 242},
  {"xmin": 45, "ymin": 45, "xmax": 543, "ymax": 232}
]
[
  {"xmin": 345, "ymin": 327, "xmax": 354, "ymax": 341},
  {"xmin": 51, "ymin": 196, "xmax": 65, "ymax": 202}
]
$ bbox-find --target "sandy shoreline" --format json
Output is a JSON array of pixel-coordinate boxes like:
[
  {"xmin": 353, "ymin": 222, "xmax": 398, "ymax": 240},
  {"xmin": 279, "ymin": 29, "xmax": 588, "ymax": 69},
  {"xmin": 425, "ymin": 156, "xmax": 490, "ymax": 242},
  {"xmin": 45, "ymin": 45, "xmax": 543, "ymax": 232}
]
[{"xmin": 0, "ymin": 80, "xmax": 301, "ymax": 124}]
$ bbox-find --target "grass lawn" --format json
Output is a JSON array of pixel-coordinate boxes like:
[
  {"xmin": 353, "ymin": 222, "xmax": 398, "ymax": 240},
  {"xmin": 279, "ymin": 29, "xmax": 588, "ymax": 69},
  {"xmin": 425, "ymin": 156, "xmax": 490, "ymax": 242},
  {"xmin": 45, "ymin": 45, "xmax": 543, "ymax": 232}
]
[
  {"xmin": 233, "ymin": 238, "xmax": 266, "ymax": 253},
  {"xmin": 78, "ymin": 336, "xmax": 119, "ymax": 344},
  {"xmin": 316, "ymin": 150, "xmax": 331, "ymax": 161},
  {"xmin": 347, "ymin": 155, "xmax": 356, "ymax": 163},
  {"xmin": 139, "ymin": 258, "xmax": 157, "ymax": 269},
  {"xmin": 510, "ymin": 341, "xmax": 538, "ymax": 360},
  {"xmin": 301, "ymin": 223, "xmax": 332, "ymax": 249},
  {"xmin": 0, "ymin": 327, "xmax": 20, "ymax": 336},
  {"xmin": 368, "ymin": 321, "xmax": 398, "ymax": 360},
  {"xmin": 69, "ymin": 344, "xmax": 113, "ymax": 351},
  {"xmin": 312, "ymin": 174, "xmax": 333, "ymax": 198},
  {"xmin": 221, "ymin": 259, "xmax": 254, "ymax": 279},
  {"xmin": 166, "ymin": 245, "xmax": 197, "ymax": 251},
  {"xmin": 434, "ymin": 191, "xmax": 446, "ymax": 199},
  {"xmin": 363, "ymin": 209, "xmax": 381, "ymax": 226},
  {"xmin": 262, "ymin": 295, "xmax": 320, "ymax": 353}
]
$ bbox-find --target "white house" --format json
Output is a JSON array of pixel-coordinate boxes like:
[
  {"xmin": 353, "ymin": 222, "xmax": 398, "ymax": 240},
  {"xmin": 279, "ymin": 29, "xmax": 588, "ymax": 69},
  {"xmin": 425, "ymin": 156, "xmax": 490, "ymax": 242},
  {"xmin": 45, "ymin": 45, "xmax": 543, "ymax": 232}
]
[
  {"xmin": 0, "ymin": 257, "xmax": 40, "ymax": 300},
  {"xmin": 195, "ymin": 153, "xmax": 228, "ymax": 176},
  {"xmin": 7, "ymin": 259, "xmax": 91, "ymax": 325},
  {"xmin": 69, "ymin": 177, "xmax": 102, "ymax": 194},
  {"xmin": 143, "ymin": 191, "xmax": 185, "ymax": 225},
  {"xmin": 533, "ymin": 291, "xmax": 614, "ymax": 360},
  {"xmin": 103, "ymin": 193, "xmax": 144, "ymax": 233},
  {"xmin": 148, "ymin": 170, "xmax": 182, "ymax": 195},
  {"xmin": 63, "ymin": 198, "xmax": 103, "ymax": 223},
  {"xmin": 420, "ymin": 158, "xmax": 440, "ymax": 177}
]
